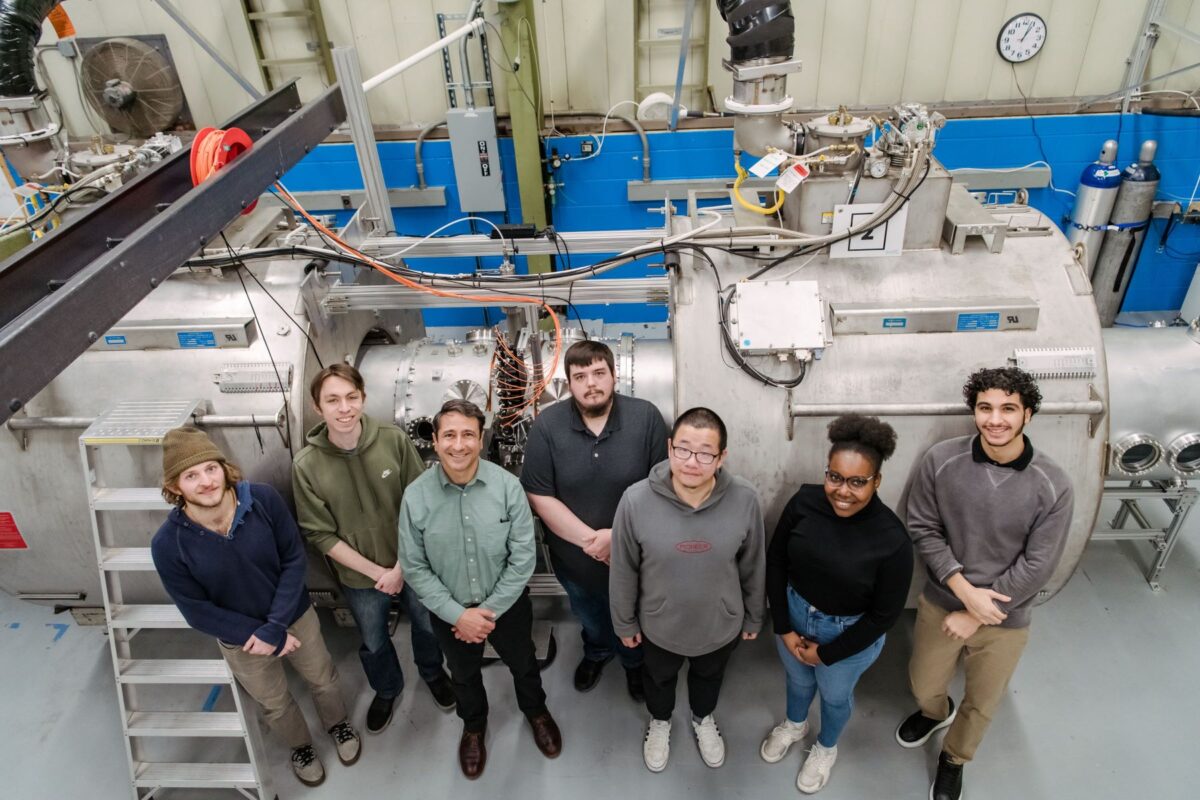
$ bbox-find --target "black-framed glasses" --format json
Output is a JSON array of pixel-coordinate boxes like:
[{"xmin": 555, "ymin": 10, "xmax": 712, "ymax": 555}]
[
  {"xmin": 825, "ymin": 470, "xmax": 876, "ymax": 490},
  {"xmin": 672, "ymin": 445, "xmax": 719, "ymax": 465}
]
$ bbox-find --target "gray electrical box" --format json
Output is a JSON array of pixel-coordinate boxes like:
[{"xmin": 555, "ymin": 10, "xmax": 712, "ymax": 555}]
[{"xmin": 446, "ymin": 107, "xmax": 506, "ymax": 212}]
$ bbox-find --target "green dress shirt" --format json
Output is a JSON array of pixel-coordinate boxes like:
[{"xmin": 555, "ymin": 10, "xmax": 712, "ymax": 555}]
[{"xmin": 397, "ymin": 459, "xmax": 535, "ymax": 625}]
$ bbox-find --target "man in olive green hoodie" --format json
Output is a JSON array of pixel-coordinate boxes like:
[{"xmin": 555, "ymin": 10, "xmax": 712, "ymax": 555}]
[{"xmin": 293, "ymin": 364, "xmax": 455, "ymax": 734}]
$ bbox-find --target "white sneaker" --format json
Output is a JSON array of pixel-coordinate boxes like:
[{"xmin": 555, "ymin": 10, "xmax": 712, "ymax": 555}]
[
  {"xmin": 761, "ymin": 719, "xmax": 809, "ymax": 763},
  {"xmin": 643, "ymin": 719, "xmax": 671, "ymax": 773},
  {"xmin": 691, "ymin": 714, "xmax": 725, "ymax": 768},
  {"xmin": 797, "ymin": 742, "xmax": 838, "ymax": 794}
]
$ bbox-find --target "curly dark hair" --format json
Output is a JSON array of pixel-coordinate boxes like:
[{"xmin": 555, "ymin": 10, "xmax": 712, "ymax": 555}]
[
  {"xmin": 827, "ymin": 414, "xmax": 897, "ymax": 472},
  {"xmin": 962, "ymin": 367, "xmax": 1042, "ymax": 414}
]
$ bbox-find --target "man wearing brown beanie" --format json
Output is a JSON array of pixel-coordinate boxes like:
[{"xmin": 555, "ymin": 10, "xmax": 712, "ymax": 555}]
[{"xmin": 151, "ymin": 427, "xmax": 361, "ymax": 787}]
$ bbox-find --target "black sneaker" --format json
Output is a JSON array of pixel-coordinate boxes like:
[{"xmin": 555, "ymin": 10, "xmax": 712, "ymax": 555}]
[
  {"xmin": 366, "ymin": 693, "xmax": 396, "ymax": 734},
  {"xmin": 896, "ymin": 698, "xmax": 957, "ymax": 748},
  {"xmin": 930, "ymin": 752, "xmax": 964, "ymax": 800},
  {"xmin": 625, "ymin": 666, "xmax": 645, "ymax": 704},
  {"xmin": 427, "ymin": 671, "xmax": 457, "ymax": 712},
  {"xmin": 574, "ymin": 657, "xmax": 606, "ymax": 692}
]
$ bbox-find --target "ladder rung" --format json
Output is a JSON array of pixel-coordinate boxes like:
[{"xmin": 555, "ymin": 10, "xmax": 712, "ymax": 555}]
[
  {"xmin": 110, "ymin": 604, "xmax": 188, "ymax": 628},
  {"xmin": 118, "ymin": 659, "xmax": 231, "ymax": 684},
  {"xmin": 133, "ymin": 761, "xmax": 258, "ymax": 788},
  {"xmin": 248, "ymin": 9, "xmax": 312, "ymax": 20},
  {"xmin": 259, "ymin": 56, "xmax": 322, "ymax": 66},
  {"xmin": 93, "ymin": 487, "xmax": 171, "ymax": 511},
  {"xmin": 127, "ymin": 711, "xmax": 245, "ymax": 737},
  {"xmin": 101, "ymin": 547, "xmax": 155, "ymax": 571}
]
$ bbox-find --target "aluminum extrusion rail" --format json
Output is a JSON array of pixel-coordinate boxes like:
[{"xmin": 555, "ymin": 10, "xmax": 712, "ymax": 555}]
[
  {"xmin": 320, "ymin": 276, "xmax": 671, "ymax": 313},
  {"xmin": 0, "ymin": 82, "xmax": 348, "ymax": 425}
]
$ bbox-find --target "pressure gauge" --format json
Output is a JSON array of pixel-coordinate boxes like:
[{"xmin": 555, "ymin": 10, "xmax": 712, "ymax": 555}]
[{"xmin": 997, "ymin": 13, "xmax": 1047, "ymax": 63}]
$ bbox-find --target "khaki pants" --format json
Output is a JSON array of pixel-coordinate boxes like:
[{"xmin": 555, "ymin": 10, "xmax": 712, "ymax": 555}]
[
  {"xmin": 219, "ymin": 606, "xmax": 347, "ymax": 749},
  {"xmin": 909, "ymin": 594, "xmax": 1030, "ymax": 763}
]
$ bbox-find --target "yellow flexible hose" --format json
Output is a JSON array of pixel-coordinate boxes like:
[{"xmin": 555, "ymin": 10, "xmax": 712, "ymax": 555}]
[{"xmin": 733, "ymin": 158, "xmax": 786, "ymax": 215}]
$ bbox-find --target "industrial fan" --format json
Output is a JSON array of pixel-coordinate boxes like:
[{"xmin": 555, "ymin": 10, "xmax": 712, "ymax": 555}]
[{"xmin": 78, "ymin": 36, "xmax": 187, "ymax": 136}]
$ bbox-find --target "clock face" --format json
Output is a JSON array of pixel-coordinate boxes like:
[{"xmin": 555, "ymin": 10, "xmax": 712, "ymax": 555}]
[{"xmin": 997, "ymin": 13, "xmax": 1047, "ymax": 63}]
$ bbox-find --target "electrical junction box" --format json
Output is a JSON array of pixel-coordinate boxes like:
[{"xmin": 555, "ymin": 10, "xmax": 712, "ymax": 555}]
[
  {"xmin": 728, "ymin": 280, "xmax": 829, "ymax": 357},
  {"xmin": 446, "ymin": 106, "xmax": 506, "ymax": 212}
]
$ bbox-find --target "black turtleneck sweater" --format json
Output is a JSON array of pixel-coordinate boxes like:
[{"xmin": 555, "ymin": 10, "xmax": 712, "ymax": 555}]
[{"xmin": 766, "ymin": 484, "xmax": 913, "ymax": 665}]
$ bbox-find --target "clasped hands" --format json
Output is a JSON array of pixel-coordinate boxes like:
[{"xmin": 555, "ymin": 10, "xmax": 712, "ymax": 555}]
[
  {"xmin": 453, "ymin": 607, "xmax": 497, "ymax": 643},
  {"xmin": 942, "ymin": 583, "xmax": 1013, "ymax": 641}
]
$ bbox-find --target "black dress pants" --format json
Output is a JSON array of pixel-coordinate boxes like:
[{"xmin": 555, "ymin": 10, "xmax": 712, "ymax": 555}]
[
  {"xmin": 641, "ymin": 634, "xmax": 739, "ymax": 721},
  {"xmin": 429, "ymin": 591, "xmax": 547, "ymax": 732}
]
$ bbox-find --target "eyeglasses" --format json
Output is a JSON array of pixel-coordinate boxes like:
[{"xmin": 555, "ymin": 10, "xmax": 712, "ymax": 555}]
[
  {"xmin": 671, "ymin": 446, "xmax": 719, "ymax": 465},
  {"xmin": 825, "ymin": 470, "xmax": 876, "ymax": 490}
]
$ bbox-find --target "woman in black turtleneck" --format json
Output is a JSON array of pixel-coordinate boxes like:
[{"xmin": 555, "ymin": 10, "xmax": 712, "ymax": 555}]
[{"xmin": 759, "ymin": 415, "xmax": 913, "ymax": 794}]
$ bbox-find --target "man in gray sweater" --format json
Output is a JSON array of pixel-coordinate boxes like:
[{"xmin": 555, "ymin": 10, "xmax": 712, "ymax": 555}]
[
  {"xmin": 896, "ymin": 367, "xmax": 1074, "ymax": 800},
  {"xmin": 610, "ymin": 407, "xmax": 766, "ymax": 774}
]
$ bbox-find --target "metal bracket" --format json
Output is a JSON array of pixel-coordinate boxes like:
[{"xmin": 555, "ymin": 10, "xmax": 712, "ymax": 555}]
[
  {"xmin": 721, "ymin": 57, "xmax": 803, "ymax": 81},
  {"xmin": 1087, "ymin": 383, "xmax": 1106, "ymax": 439},
  {"xmin": 785, "ymin": 389, "xmax": 795, "ymax": 442}
]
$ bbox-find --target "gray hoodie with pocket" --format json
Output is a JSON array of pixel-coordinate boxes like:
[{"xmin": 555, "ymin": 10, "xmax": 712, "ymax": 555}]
[{"xmin": 609, "ymin": 460, "xmax": 766, "ymax": 656}]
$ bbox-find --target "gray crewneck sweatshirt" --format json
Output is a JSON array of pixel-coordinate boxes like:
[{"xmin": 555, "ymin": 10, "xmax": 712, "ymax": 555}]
[
  {"xmin": 903, "ymin": 435, "xmax": 1074, "ymax": 628},
  {"xmin": 609, "ymin": 460, "xmax": 766, "ymax": 656}
]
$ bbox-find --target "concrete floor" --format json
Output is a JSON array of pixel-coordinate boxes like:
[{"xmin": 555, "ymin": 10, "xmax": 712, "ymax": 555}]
[{"xmin": 4, "ymin": 516, "xmax": 1200, "ymax": 800}]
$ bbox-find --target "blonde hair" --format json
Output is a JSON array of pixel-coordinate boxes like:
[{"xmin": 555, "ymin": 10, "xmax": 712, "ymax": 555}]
[{"xmin": 161, "ymin": 462, "xmax": 244, "ymax": 507}]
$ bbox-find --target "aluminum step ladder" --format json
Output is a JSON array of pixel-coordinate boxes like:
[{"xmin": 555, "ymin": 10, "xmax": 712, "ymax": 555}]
[{"xmin": 81, "ymin": 400, "xmax": 275, "ymax": 799}]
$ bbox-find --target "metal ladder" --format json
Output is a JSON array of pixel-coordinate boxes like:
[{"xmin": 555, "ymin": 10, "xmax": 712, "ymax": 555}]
[{"xmin": 81, "ymin": 400, "xmax": 275, "ymax": 799}]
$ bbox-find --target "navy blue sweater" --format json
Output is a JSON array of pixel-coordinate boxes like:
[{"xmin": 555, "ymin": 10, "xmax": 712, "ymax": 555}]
[{"xmin": 151, "ymin": 481, "xmax": 310, "ymax": 653}]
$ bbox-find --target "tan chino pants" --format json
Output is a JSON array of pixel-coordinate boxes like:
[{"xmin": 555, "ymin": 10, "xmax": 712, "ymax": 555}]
[
  {"xmin": 218, "ymin": 606, "xmax": 347, "ymax": 749},
  {"xmin": 908, "ymin": 594, "xmax": 1030, "ymax": 763}
]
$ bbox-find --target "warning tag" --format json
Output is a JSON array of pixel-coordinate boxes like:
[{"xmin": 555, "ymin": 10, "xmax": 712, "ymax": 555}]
[
  {"xmin": 776, "ymin": 162, "xmax": 810, "ymax": 193},
  {"xmin": 748, "ymin": 151, "xmax": 788, "ymax": 177},
  {"xmin": 0, "ymin": 512, "xmax": 27, "ymax": 550}
]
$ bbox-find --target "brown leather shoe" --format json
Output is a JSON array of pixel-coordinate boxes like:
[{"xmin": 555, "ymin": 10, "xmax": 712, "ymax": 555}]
[
  {"xmin": 528, "ymin": 711, "xmax": 562, "ymax": 758},
  {"xmin": 458, "ymin": 727, "xmax": 487, "ymax": 779}
]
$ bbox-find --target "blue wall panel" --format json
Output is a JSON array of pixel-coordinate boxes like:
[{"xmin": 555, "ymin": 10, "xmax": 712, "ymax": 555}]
[{"xmin": 284, "ymin": 112, "xmax": 1200, "ymax": 325}]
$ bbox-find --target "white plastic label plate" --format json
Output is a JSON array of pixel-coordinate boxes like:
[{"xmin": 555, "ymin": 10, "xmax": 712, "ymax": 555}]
[{"xmin": 829, "ymin": 203, "xmax": 908, "ymax": 259}]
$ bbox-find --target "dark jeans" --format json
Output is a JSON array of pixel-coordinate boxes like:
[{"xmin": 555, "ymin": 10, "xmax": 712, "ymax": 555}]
[
  {"xmin": 641, "ymin": 635, "xmax": 739, "ymax": 721},
  {"xmin": 341, "ymin": 582, "xmax": 445, "ymax": 700},
  {"xmin": 554, "ymin": 561, "xmax": 642, "ymax": 670},
  {"xmin": 429, "ymin": 591, "xmax": 547, "ymax": 733}
]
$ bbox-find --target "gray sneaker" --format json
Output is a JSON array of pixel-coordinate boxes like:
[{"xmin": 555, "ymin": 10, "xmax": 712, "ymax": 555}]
[
  {"xmin": 328, "ymin": 720, "xmax": 362, "ymax": 766},
  {"xmin": 290, "ymin": 744, "xmax": 325, "ymax": 786}
]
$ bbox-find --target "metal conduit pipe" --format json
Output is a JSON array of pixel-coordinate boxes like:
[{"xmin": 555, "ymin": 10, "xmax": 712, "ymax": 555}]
[
  {"xmin": 789, "ymin": 401, "xmax": 1105, "ymax": 418},
  {"xmin": 572, "ymin": 113, "xmax": 651, "ymax": 182},
  {"xmin": 458, "ymin": 0, "xmax": 482, "ymax": 110},
  {"xmin": 414, "ymin": 119, "xmax": 446, "ymax": 190},
  {"xmin": 7, "ymin": 412, "xmax": 283, "ymax": 430}
]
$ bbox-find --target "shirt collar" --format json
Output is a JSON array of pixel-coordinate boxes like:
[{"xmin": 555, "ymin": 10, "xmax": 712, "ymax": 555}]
[
  {"xmin": 971, "ymin": 434, "xmax": 1034, "ymax": 471},
  {"xmin": 436, "ymin": 461, "xmax": 488, "ymax": 489},
  {"xmin": 569, "ymin": 393, "xmax": 623, "ymax": 438}
]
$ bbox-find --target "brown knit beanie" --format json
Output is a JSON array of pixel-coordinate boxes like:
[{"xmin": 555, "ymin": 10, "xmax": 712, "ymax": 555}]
[{"xmin": 162, "ymin": 427, "xmax": 226, "ymax": 484}]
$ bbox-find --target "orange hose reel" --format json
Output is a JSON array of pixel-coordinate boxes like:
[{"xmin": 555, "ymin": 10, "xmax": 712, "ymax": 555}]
[{"xmin": 190, "ymin": 127, "xmax": 257, "ymax": 214}]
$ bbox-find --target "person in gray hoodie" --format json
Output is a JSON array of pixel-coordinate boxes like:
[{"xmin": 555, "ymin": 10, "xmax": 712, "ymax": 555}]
[{"xmin": 610, "ymin": 406, "xmax": 766, "ymax": 774}]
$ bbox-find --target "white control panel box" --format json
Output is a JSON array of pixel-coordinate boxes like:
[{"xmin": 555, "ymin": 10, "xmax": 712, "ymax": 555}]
[{"xmin": 728, "ymin": 280, "xmax": 829, "ymax": 356}]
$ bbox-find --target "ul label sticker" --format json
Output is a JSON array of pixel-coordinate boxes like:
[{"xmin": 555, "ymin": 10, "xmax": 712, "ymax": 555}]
[{"xmin": 478, "ymin": 140, "xmax": 491, "ymax": 177}]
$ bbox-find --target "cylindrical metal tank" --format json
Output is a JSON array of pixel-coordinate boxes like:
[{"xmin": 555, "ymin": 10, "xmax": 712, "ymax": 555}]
[
  {"xmin": 1093, "ymin": 140, "xmax": 1160, "ymax": 326},
  {"xmin": 1102, "ymin": 323, "xmax": 1200, "ymax": 480},
  {"xmin": 670, "ymin": 188, "xmax": 1108, "ymax": 603},
  {"xmin": 0, "ymin": 259, "xmax": 402, "ymax": 606},
  {"xmin": 1067, "ymin": 139, "xmax": 1121, "ymax": 275}
]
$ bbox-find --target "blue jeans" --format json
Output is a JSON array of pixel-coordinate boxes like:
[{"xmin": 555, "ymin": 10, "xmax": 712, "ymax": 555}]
[
  {"xmin": 776, "ymin": 585, "xmax": 885, "ymax": 747},
  {"xmin": 554, "ymin": 564, "xmax": 642, "ymax": 670},
  {"xmin": 342, "ymin": 583, "xmax": 444, "ymax": 699}
]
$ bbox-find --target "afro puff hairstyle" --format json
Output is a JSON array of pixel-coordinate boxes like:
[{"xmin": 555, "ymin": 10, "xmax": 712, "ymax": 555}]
[{"xmin": 827, "ymin": 414, "xmax": 898, "ymax": 472}]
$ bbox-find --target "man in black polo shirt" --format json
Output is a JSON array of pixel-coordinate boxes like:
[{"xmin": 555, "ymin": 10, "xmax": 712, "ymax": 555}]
[{"xmin": 521, "ymin": 340, "xmax": 669, "ymax": 701}]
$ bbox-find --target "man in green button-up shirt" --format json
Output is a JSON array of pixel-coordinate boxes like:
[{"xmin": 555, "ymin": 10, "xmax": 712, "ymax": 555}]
[{"xmin": 397, "ymin": 399, "xmax": 561, "ymax": 779}]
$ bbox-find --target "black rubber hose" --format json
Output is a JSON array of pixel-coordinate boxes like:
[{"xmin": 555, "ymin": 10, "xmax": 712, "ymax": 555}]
[
  {"xmin": 0, "ymin": 0, "xmax": 59, "ymax": 97},
  {"xmin": 716, "ymin": 0, "xmax": 794, "ymax": 63}
]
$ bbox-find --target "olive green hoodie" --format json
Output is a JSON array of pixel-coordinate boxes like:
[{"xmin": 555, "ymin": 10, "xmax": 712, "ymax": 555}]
[{"xmin": 292, "ymin": 413, "xmax": 426, "ymax": 589}]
